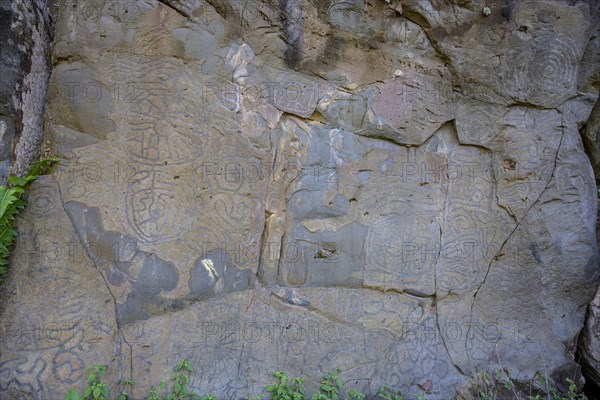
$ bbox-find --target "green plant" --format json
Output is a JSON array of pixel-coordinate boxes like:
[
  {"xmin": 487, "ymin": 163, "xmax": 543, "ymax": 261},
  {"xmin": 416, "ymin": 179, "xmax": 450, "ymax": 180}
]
[
  {"xmin": 146, "ymin": 359, "xmax": 203, "ymax": 400},
  {"xmin": 266, "ymin": 371, "xmax": 307, "ymax": 400},
  {"xmin": 168, "ymin": 359, "xmax": 199, "ymax": 400},
  {"xmin": 563, "ymin": 378, "xmax": 587, "ymax": 400},
  {"xmin": 62, "ymin": 361, "xmax": 592, "ymax": 400},
  {"xmin": 474, "ymin": 369, "xmax": 589, "ymax": 400},
  {"xmin": 64, "ymin": 360, "xmax": 592, "ymax": 400},
  {"xmin": 0, "ymin": 156, "xmax": 59, "ymax": 276},
  {"xmin": 376, "ymin": 386, "xmax": 404, "ymax": 400},
  {"xmin": 542, "ymin": 373, "xmax": 559, "ymax": 400},
  {"xmin": 66, "ymin": 365, "xmax": 109, "ymax": 400},
  {"xmin": 538, "ymin": 375, "xmax": 587, "ymax": 400},
  {"xmin": 477, "ymin": 371, "xmax": 494, "ymax": 400},
  {"xmin": 347, "ymin": 390, "xmax": 365, "ymax": 400},
  {"xmin": 148, "ymin": 381, "xmax": 167, "ymax": 400},
  {"xmin": 117, "ymin": 379, "xmax": 135, "ymax": 400},
  {"xmin": 311, "ymin": 368, "xmax": 343, "ymax": 400}
]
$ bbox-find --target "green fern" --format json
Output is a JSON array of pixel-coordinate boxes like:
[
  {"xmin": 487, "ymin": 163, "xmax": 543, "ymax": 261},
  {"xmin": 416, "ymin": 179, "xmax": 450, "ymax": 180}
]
[{"xmin": 0, "ymin": 157, "xmax": 59, "ymax": 276}]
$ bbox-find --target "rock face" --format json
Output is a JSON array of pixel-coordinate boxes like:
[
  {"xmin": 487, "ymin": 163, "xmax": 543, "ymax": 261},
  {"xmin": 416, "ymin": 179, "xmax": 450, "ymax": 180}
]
[
  {"xmin": 0, "ymin": 0, "xmax": 53, "ymax": 180},
  {"xmin": 579, "ymin": 289, "xmax": 600, "ymax": 389},
  {"xmin": 1, "ymin": 0, "xmax": 599, "ymax": 398}
]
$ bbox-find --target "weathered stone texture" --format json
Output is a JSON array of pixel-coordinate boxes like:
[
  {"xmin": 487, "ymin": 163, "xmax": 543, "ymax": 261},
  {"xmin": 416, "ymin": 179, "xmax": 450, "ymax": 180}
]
[
  {"xmin": 0, "ymin": 0, "xmax": 53, "ymax": 179},
  {"xmin": 1, "ymin": 0, "xmax": 599, "ymax": 398}
]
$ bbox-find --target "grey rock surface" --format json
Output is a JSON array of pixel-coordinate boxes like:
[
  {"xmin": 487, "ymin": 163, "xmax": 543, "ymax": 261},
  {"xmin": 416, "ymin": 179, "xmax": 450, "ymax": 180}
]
[
  {"xmin": 579, "ymin": 288, "xmax": 600, "ymax": 389},
  {"xmin": 1, "ymin": 0, "xmax": 599, "ymax": 398},
  {"xmin": 1, "ymin": 0, "xmax": 53, "ymax": 178}
]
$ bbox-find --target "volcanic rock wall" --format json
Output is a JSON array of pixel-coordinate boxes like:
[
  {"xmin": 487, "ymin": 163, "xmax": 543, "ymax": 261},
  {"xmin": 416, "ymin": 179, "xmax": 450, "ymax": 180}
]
[
  {"xmin": 0, "ymin": 0, "xmax": 52, "ymax": 181},
  {"xmin": 1, "ymin": 0, "xmax": 599, "ymax": 399}
]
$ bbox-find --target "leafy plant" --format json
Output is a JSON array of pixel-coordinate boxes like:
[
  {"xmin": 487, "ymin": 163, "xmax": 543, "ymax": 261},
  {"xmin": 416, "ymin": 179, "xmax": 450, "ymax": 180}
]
[
  {"xmin": 65, "ymin": 360, "xmax": 589, "ymax": 400},
  {"xmin": 563, "ymin": 378, "xmax": 587, "ymax": 400},
  {"xmin": 148, "ymin": 381, "xmax": 167, "ymax": 400},
  {"xmin": 66, "ymin": 365, "xmax": 109, "ymax": 400},
  {"xmin": 266, "ymin": 371, "xmax": 307, "ymax": 400},
  {"xmin": 117, "ymin": 379, "xmax": 135, "ymax": 400},
  {"xmin": 474, "ymin": 369, "xmax": 589, "ymax": 400},
  {"xmin": 537, "ymin": 375, "xmax": 587, "ymax": 400},
  {"xmin": 167, "ymin": 359, "xmax": 199, "ymax": 400},
  {"xmin": 347, "ymin": 390, "xmax": 366, "ymax": 400},
  {"xmin": 311, "ymin": 368, "xmax": 343, "ymax": 400},
  {"xmin": 477, "ymin": 371, "xmax": 494, "ymax": 400},
  {"xmin": 376, "ymin": 386, "xmax": 404, "ymax": 400},
  {"xmin": 0, "ymin": 156, "xmax": 59, "ymax": 276}
]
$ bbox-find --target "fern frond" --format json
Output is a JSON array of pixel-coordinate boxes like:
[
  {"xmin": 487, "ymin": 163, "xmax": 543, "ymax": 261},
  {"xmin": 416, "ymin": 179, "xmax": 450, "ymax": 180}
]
[
  {"xmin": 23, "ymin": 156, "xmax": 60, "ymax": 179},
  {"xmin": 8, "ymin": 175, "xmax": 36, "ymax": 187},
  {"xmin": 0, "ymin": 157, "xmax": 60, "ymax": 278},
  {"xmin": 0, "ymin": 187, "xmax": 21, "ymax": 218}
]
